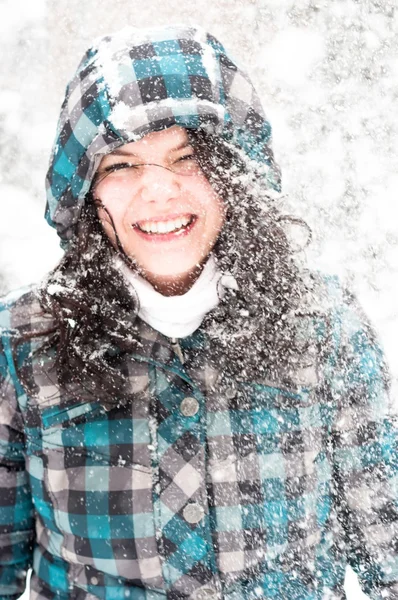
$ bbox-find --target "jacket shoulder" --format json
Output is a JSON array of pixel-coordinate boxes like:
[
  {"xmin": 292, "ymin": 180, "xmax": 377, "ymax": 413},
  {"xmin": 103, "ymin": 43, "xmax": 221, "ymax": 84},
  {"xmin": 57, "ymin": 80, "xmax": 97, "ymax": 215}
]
[
  {"xmin": 302, "ymin": 270, "xmax": 346, "ymax": 311},
  {"xmin": 299, "ymin": 269, "xmax": 383, "ymax": 366},
  {"xmin": 0, "ymin": 285, "xmax": 53, "ymax": 339},
  {"xmin": 303, "ymin": 270, "xmax": 371, "ymax": 331},
  {"xmin": 0, "ymin": 286, "xmax": 56, "ymax": 403}
]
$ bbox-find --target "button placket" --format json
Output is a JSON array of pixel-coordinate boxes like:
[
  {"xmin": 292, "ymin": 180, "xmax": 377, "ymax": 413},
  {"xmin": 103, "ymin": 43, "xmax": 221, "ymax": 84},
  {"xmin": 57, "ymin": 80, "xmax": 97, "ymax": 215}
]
[{"xmin": 153, "ymin": 371, "xmax": 216, "ymax": 593}]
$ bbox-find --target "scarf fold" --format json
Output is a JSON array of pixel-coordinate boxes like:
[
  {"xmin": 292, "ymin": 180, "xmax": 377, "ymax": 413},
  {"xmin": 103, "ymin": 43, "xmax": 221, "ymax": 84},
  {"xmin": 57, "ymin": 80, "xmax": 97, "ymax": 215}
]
[{"xmin": 115, "ymin": 255, "xmax": 238, "ymax": 339}]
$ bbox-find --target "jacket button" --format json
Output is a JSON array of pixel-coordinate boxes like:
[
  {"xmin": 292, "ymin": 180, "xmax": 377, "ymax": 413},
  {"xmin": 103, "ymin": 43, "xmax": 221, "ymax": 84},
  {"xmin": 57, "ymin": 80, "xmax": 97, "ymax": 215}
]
[
  {"xmin": 180, "ymin": 397, "xmax": 199, "ymax": 417},
  {"xmin": 192, "ymin": 587, "xmax": 218, "ymax": 599},
  {"xmin": 225, "ymin": 386, "xmax": 237, "ymax": 399},
  {"xmin": 183, "ymin": 502, "xmax": 205, "ymax": 524},
  {"xmin": 90, "ymin": 576, "xmax": 98, "ymax": 585}
]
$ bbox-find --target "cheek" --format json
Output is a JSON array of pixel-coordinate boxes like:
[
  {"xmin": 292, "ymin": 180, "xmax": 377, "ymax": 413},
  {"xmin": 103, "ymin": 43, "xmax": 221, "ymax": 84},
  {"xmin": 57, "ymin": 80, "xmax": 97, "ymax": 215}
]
[
  {"xmin": 96, "ymin": 203, "xmax": 130, "ymax": 243},
  {"xmin": 206, "ymin": 194, "xmax": 226, "ymax": 231},
  {"xmin": 191, "ymin": 179, "xmax": 224, "ymax": 218},
  {"xmin": 95, "ymin": 176, "xmax": 132, "ymax": 208},
  {"xmin": 95, "ymin": 182, "xmax": 133, "ymax": 226}
]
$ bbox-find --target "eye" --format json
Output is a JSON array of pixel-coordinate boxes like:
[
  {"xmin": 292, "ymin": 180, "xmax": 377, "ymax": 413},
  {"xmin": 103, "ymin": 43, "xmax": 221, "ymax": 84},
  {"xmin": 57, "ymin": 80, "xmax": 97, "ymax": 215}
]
[
  {"xmin": 104, "ymin": 162, "xmax": 139, "ymax": 173},
  {"xmin": 175, "ymin": 153, "xmax": 198, "ymax": 164}
]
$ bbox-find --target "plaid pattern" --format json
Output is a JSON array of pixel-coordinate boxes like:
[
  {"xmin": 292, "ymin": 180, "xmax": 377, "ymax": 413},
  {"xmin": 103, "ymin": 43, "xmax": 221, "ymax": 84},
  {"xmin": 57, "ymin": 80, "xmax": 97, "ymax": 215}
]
[
  {"xmin": 1, "ymin": 276, "xmax": 398, "ymax": 599},
  {"xmin": 44, "ymin": 25, "xmax": 281, "ymax": 245}
]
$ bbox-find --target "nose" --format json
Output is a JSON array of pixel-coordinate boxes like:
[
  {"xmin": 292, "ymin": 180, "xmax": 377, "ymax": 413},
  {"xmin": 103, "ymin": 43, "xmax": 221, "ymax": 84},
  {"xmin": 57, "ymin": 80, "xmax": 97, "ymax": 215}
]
[{"xmin": 139, "ymin": 164, "xmax": 181, "ymax": 204}]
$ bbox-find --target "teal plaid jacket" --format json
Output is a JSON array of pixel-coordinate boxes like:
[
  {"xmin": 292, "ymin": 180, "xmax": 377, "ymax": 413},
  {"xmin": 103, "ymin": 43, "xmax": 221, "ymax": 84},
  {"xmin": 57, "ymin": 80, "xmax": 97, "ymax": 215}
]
[{"xmin": 0, "ymin": 276, "xmax": 397, "ymax": 600}]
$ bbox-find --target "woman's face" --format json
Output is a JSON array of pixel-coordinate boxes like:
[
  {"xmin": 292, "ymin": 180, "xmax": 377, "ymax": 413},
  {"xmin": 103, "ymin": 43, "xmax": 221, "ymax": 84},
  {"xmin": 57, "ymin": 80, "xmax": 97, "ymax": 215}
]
[{"xmin": 93, "ymin": 125, "xmax": 225, "ymax": 295}]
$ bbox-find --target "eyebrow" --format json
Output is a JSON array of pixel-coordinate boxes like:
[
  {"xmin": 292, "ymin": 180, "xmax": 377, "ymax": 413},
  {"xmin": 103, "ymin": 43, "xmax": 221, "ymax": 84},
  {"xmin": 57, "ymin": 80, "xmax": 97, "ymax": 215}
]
[{"xmin": 109, "ymin": 140, "xmax": 192, "ymax": 158}]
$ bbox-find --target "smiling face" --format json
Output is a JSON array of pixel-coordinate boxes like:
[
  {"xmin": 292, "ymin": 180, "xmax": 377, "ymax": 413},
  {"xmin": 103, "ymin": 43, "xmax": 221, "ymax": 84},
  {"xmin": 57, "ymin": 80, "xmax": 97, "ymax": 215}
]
[{"xmin": 92, "ymin": 126, "xmax": 226, "ymax": 295}]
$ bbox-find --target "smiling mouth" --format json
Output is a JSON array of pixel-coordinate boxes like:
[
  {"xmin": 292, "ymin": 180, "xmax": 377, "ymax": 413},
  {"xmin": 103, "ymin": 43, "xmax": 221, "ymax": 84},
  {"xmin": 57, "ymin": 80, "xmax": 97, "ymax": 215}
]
[{"xmin": 134, "ymin": 214, "xmax": 197, "ymax": 235}]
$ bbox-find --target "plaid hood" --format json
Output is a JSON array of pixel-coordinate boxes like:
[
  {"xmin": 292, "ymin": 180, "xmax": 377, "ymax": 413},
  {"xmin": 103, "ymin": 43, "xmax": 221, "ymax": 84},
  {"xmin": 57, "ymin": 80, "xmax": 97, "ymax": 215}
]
[{"xmin": 44, "ymin": 24, "xmax": 281, "ymax": 245}]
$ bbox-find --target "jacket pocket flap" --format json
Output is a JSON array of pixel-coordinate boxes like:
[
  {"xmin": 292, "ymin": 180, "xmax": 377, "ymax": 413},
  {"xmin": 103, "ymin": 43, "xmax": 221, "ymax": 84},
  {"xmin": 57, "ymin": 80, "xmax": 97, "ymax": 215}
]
[{"xmin": 41, "ymin": 400, "xmax": 105, "ymax": 430}]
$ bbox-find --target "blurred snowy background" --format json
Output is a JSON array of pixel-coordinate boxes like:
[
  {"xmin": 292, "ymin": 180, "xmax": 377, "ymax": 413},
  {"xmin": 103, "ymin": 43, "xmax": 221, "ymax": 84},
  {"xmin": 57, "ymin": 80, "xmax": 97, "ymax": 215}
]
[{"xmin": 1, "ymin": 1, "xmax": 397, "ymax": 598}]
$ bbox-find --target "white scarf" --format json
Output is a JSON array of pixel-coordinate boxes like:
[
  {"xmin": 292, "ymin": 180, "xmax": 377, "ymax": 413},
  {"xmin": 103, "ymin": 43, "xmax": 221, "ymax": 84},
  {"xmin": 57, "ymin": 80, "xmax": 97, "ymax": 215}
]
[{"xmin": 115, "ymin": 255, "xmax": 238, "ymax": 338}]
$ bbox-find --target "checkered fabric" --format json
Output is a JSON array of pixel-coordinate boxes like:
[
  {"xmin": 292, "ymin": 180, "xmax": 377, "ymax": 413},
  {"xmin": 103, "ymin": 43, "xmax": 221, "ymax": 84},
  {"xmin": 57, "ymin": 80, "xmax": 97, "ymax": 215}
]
[
  {"xmin": 44, "ymin": 24, "xmax": 281, "ymax": 245},
  {"xmin": 1, "ymin": 275, "xmax": 398, "ymax": 599}
]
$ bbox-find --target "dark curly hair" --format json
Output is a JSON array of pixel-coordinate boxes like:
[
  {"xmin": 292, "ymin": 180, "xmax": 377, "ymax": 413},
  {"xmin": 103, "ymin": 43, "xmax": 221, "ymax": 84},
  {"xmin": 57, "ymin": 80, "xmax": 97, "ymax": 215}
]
[{"xmin": 21, "ymin": 129, "xmax": 316, "ymax": 409}]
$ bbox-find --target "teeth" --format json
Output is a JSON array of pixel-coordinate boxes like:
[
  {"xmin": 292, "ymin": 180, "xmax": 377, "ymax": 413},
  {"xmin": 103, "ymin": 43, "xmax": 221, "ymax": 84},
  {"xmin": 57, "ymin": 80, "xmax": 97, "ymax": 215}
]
[
  {"xmin": 158, "ymin": 221, "xmax": 169, "ymax": 233},
  {"xmin": 138, "ymin": 216, "xmax": 192, "ymax": 234}
]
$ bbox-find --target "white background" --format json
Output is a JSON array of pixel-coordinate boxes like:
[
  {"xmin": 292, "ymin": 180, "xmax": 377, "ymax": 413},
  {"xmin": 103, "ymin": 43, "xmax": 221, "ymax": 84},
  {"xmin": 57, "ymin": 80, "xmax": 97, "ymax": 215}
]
[{"xmin": 1, "ymin": 1, "xmax": 397, "ymax": 598}]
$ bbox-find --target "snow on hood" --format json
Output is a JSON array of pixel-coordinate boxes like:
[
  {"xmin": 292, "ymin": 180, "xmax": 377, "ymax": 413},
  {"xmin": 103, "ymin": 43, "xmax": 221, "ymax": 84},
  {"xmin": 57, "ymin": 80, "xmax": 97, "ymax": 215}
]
[{"xmin": 45, "ymin": 24, "xmax": 281, "ymax": 246}]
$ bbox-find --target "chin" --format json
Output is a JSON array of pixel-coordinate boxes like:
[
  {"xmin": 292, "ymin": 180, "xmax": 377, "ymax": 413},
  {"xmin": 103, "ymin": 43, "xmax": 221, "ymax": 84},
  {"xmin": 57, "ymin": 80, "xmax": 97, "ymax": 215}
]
[
  {"xmin": 146, "ymin": 268, "xmax": 197, "ymax": 280},
  {"xmin": 141, "ymin": 261, "xmax": 202, "ymax": 279}
]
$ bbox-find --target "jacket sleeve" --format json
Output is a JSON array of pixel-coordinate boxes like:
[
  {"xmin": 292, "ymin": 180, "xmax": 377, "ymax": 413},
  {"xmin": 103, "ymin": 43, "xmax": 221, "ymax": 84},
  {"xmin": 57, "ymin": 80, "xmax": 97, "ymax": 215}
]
[
  {"xmin": 331, "ymin": 289, "xmax": 398, "ymax": 599},
  {"xmin": 0, "ymin": 333, "xmax": 34, "ymax": 599}
]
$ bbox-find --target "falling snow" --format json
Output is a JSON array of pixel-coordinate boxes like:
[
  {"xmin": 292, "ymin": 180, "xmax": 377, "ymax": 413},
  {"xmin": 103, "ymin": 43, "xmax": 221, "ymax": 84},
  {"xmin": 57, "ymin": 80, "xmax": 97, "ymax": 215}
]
[{"xmin": 0, "ymin": 2, "xmax": 397, "ymax": 600}]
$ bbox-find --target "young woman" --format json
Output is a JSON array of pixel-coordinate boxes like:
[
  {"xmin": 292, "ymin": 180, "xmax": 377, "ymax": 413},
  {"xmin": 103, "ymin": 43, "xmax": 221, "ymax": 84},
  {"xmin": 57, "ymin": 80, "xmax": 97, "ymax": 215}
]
[{"xmin": 0, "ymin": 24, "xmax": 397, "ymax": 600}]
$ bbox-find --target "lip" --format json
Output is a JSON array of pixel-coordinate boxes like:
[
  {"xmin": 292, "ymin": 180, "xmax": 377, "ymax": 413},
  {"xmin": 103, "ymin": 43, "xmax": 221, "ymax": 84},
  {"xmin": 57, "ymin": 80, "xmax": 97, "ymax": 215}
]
[{"xmin": 132, "ymin": 215, "xmax": 198, "ymax": 243}]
